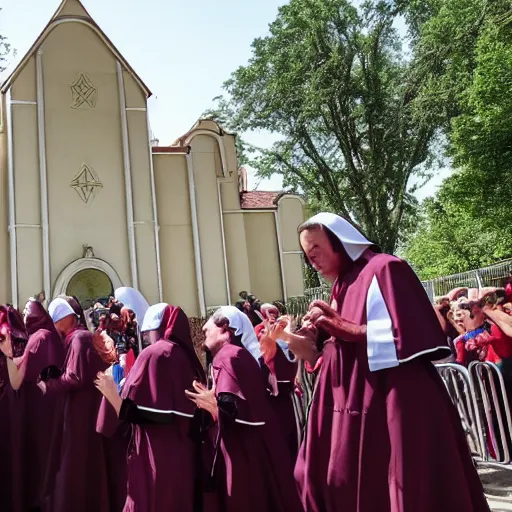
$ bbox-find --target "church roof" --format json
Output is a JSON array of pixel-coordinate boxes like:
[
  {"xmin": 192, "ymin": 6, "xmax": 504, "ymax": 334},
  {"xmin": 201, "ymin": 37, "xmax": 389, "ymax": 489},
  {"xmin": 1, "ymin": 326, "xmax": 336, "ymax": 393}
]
[
  {"xmin": 1, "ymin": 0, "xmax": 152, "ymax": 97},
  {"xmin": 240, "ymin": 191, "xmax": 280, "ymax": 210},
  {"xmin": 152, "ymin": 146, "xmax": 190, "ymax": 154}
]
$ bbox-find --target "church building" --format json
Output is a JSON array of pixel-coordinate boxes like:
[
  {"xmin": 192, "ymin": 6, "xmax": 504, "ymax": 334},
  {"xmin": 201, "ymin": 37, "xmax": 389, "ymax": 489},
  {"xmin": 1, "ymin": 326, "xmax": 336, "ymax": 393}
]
[{"xmin": 0, "ymin": 0, "xmax": 305, "ymax": 317}]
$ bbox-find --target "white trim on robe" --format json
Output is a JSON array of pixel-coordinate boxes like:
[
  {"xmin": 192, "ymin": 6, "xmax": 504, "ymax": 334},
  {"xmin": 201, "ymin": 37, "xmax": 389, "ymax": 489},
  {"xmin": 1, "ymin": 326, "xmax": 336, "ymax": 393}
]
[
  {"xmin": 366, "ymin": 275, "xmax": 400, "ymax": 372},
  {"xmin": 136, "ymin": 405, "xmax": 195, "ymax": 418},
  {"xmin": 234, "ymin": 419, "xmax": 266, "ymax": 426}
]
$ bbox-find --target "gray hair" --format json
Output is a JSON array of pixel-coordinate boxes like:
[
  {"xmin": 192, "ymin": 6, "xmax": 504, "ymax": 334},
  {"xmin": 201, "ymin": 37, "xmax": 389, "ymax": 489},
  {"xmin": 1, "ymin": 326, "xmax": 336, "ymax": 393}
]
[{"xmin": 211, "ymin": 310, "xmax": 230, "ymax": 328}]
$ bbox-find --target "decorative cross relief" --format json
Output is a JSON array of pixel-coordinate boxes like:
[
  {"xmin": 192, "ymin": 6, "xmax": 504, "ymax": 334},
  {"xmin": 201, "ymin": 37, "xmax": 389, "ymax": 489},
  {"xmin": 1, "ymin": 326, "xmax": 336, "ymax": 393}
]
[
  {"xmin": 70, "ymin": 73, "xmax": 98, "ymax": 109},
  {"xmin": 82, "ymin": 244, "xmax": 95, "ymax": 259},
  {"xmin": 70, "ymin": 163, "xmax": 103, "ymax": 204}
]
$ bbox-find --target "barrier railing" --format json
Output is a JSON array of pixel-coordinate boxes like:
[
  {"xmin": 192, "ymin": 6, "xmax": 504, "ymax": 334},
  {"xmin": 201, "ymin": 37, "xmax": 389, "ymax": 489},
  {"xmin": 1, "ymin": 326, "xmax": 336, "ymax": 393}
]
[
  {"xmin": 437, "ymin": 361, "xmax": 512, "ymax": 469},
  {"xmin": 469, "ymin": 362, "xmax": 512, "ymax": 465},
  {"xmin": 422, "ymin": 259, "xmax": 512, "ymax": 298},
  {"xmin": 437, "ymin": 363, "xmax": 484, "ymax": 459},
  {"xmin": 288, "ymin": 258, "xmax": 512, "ymax": 313}
]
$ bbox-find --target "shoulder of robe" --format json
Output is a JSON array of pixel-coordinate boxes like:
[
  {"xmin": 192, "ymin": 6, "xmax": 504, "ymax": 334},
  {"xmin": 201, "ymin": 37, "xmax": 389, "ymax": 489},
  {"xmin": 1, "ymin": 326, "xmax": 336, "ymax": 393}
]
[
  {"xmin": 367, "ymin": 252, "xmax": 404, "ymax": 272},
  {"xmin": 26, "ymin": 328, "xmax": 53, "ymax": 348},
  {"xmin": 70, "ymin": 329, "xmax": 93, "ymax": 345}
]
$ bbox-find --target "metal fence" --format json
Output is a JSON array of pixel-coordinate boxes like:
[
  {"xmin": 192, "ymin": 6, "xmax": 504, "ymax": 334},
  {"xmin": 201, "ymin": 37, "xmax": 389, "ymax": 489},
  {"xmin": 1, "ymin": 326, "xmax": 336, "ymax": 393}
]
[
  {"xmin": 287, "ymin": 258, "xmax": 512, "ymax": 313},
  {"xmin": 285, "ymin": 286, "xmax": 331, "ymax": 316},
  {"xmin": 437, "ymin": 362, "xmax": 512, "ymax": 468},
  {"xmin": 423, "ymin": 259, "xmax": 512, "ymax": 298}
]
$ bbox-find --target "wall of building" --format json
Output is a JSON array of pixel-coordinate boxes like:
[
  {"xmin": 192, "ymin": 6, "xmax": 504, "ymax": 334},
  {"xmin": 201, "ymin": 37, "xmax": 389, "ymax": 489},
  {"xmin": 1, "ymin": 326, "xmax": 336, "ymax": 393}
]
[
  {"xmin": 3, "ymin": 16, "xmax": 160, "ymax": 308},
  {"xmin": 124, "ymin": 71, "xmax": 159, "ymax": 305},
  {"xmin": 277, "ymin": 196, "xmax": 305, "ymax": 299},
  {"xmin": 40, "ymin": 21, "xmax": 132, "ymax": 306},
  {"xmin": 0, "ymin": 96, "xmax": 11, "ymax": 304},
  {"xmin": 190, "ymin": 135, "xmax": 229, "ymax": 309},
  {"xmin": 244, "ymin": 212, "xmax": 283, "ymax": 303},
  {"xmin": 10, "ymin": 56, "xmax": 43, "ymax": 305},
  {"xmin": 1, "ymin": 1, "xmax": 306, "ymax": 311},
  {"xmin": 217, "ymin": 132, "xmax": 251, "ymax": 303},
  {"xmin": 153, "ymin": 153, "xmax": 199, "ymax": 317}
]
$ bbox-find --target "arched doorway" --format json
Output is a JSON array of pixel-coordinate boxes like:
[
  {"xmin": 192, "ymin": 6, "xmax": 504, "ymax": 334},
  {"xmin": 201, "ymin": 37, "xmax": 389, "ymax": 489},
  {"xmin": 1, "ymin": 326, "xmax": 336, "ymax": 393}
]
[
  {"xmin": 66, "ymin": 268, "xmax": 113, "ymax": 309},
  {"xmin": 53, "ymin": 257, "xmax": 123, "ymax": 309}
]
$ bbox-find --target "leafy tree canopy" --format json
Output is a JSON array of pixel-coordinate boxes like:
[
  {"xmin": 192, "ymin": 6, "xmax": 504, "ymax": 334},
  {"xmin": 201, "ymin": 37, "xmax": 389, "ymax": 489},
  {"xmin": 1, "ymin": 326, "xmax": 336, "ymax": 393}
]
[
  {"xmin": 206, "ymin": 0, "xmax": 443, "ymax": 253},
  {"xmin": 404, "ymin": 0, "xmax": 512, "ymax": 277}
]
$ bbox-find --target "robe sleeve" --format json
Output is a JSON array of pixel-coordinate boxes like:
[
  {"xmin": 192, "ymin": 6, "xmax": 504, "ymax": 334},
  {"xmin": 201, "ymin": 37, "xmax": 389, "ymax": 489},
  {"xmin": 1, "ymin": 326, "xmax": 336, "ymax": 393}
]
[
  {"xmin": 21, "ymin": 330, "xmax": 64, "ymax": 383},
  {"xmin": 119, "ymin": 398, "xmax": 177, "ymax": 425},
  {"xmin": 366, "ymin": 257, "xmax": 451, "ymax": 372},
  {"xmin": 264, "ymin": 346, "xmax": 298, "ymax": 383},
  {"xmin": 121, "ymin": 343, "xmax": 196, "ymax": 418},
  {"xmin": 45, "ymin": 332, "xmax": 92, "ymax": 394},
  {"xmin": 217, "ymin": 393, "xmax": 238, "ymax": 424},
  {"xmin": 215, "ymin": 362, "xmax": 265, "ymax": 427}
]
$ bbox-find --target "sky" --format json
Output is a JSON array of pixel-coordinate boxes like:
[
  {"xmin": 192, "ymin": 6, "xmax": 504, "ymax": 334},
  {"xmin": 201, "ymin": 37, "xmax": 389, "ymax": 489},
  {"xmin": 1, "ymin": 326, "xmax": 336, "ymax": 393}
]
[{"xmin": 0, "ymin": 0, "xmax": 450, "ymax": 198}]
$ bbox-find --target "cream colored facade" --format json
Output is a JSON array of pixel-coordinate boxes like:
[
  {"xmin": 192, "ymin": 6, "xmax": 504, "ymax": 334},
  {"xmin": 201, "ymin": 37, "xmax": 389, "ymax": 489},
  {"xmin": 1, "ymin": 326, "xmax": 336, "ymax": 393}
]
[{"xmin": 0, "ymin": 0, "xmax": 305, "ymax": 317}]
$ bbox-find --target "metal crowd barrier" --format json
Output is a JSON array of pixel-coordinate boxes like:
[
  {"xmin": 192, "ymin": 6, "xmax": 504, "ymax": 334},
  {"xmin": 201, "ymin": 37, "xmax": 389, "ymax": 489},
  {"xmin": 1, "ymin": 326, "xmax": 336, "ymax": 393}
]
[{"xmin": 437, "ymin": 362, "xmax": 512, "ymax": 469}]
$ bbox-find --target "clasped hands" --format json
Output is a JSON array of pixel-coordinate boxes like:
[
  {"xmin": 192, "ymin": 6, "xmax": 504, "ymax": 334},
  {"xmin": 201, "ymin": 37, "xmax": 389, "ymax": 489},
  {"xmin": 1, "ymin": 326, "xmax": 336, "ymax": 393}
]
[{"xmin": 260, "ymin": 300, "xmax": 364, "ymax": 366}]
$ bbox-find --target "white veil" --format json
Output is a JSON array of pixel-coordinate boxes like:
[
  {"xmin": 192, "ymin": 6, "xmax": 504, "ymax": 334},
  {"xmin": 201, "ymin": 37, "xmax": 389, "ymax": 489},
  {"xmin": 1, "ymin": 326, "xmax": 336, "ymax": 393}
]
[
  {"xmin": 114, "ymin": 287, "xmax": 150, "ymax": 326},
  {"xmin": 217, "ymin": 306, "xmax": 262, "ymax": 363},
  {"xmin": 305, "ymin": 212, "xmax": 373, "ymax": 261}
]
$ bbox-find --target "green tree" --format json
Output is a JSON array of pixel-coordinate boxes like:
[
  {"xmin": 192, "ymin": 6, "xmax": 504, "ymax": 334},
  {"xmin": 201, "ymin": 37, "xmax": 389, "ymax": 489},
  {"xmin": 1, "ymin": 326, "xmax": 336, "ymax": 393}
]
[
  {"xmin": 404, "ymin": 169, "xmax": 512, "ymax": 279},
  {"xmin": 207, "ymin": 0, "xmax": 442, "ymax": 253},
  {"xmin": 0, "ymin": 10, "xmax": 12, "ymax": 73},
  {"xmin": 403, "ymin": 0, "xmax": 512, "ymax": 276},
  {"xmin": 203, "ymin": 96, "xmax": 254, "ymax": 166}
]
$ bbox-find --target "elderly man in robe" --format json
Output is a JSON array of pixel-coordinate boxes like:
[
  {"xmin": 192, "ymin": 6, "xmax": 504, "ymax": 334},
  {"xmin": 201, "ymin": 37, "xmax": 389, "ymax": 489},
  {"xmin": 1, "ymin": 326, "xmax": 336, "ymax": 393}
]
[
  {"xmin": 186, "ymin": 306, "xmax": 302, "ymax": 512},
  {"xmin": 278, "ymin": 212, "xmax": 490, "ymax": 512},
  {"xmin": 42, "ymin": 298, "xmax": 110, "ymax": 512}
]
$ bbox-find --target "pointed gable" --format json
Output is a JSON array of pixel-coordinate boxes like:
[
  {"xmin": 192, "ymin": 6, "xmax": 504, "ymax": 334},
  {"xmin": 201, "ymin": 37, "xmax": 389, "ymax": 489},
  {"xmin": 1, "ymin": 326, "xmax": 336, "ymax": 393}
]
[
  {"xmin": 1, "ymin": 0, "xmax": 151, "ymax": 97},
  {"xmin": 54, "ymin": 0, "xmax": 91, "ymax": 18}
]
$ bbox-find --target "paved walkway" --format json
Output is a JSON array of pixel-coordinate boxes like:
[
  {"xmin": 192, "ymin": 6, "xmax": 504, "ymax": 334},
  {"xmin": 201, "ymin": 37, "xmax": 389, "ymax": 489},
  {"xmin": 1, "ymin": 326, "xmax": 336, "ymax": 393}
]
[{"xmin": 479, "ymin": 466, "xmax": 512, "ymax": 511}]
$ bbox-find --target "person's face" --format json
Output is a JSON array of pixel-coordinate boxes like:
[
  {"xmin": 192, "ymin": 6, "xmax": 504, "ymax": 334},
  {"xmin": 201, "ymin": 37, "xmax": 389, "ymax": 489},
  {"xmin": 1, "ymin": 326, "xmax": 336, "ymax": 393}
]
[
  {"xmin": 266, "ymin": 307, "xmax": 279, "ymax": 324},
  {"xmin": 460, "ymin": 303, "xmax": 485, "ymax": 331},
  {"xmin": 453, "ymin": 307, "xmax": 468, "ymax": 330},
  {"xmin": 202, "ymin": 318, "xmax": 229, "ymax": 355},
  {"xmin": 55, "ymin": 314, "xmax": 77, "ymax": 337},
  {"xmin": 300, "ymin": 228, "xmax": 342, "ymax": 282},
  {"xmin": 142, "ymin": 329, "xmax": 159, "ymax": 347}
]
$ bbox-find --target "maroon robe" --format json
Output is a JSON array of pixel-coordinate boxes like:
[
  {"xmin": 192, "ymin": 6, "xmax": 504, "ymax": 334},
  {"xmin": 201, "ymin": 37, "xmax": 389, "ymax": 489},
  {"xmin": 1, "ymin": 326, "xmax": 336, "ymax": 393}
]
[
  {"xmin": 44, "ymin": 326, "xmax": 110, "ymax": 512},
  {"xmin": 263, "ymin": 346, "xmax": 300, "ymax": 459},
  {"xmin": 18, "ymin": 301, "xmax": 65, "ymax": 509},
  {"xmin": 211, "ymin": 342, "xmax": 303, "ymax": 512},
  {"xmin": 97, "ymin": 397, "xmax": 130, "ymax": 512},
  {"xmin": 120, "ymin": 305, "xmax": 203, "ymax": 512},
  {"xmin": 295, "ymin": 250, "xmax": 490, "ymax": 511},
  {"xmin": 0, "ymin": 306, "xmax": 28, "ymax": 512}
]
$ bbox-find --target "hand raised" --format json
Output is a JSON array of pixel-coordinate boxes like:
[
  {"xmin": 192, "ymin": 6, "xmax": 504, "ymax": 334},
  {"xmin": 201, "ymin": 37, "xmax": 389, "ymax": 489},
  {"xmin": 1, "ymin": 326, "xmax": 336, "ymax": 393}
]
[
  {"xmin": 94, "ymin": 372, "xmax": 118, "ymax": 401},
  {"xmin": 185, "ymin": 380, "xmax": 218, "ymax": 421},
  {"xmin": 259, "ymin": 325, "xmax": 278, "ymax": 364},
  {"xmin": 0, "ymin": 327, "xmax": 13, "ymax": 358}
]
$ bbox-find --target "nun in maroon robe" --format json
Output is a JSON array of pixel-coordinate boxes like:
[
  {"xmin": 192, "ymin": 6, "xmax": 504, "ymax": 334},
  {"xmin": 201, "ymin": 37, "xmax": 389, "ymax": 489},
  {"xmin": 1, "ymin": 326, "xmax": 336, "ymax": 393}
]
[
  {"xmin": 186, "ymin": 306, "xmax": 303, "ymax": 512},
  {"xmin": 42, "ymin": 298, "xmax": 110, "ymax": 512},
  {"xmin": 0, "ymin": 306, "xmax": 28, "ymax": 512},
  {"xmin": 95, "ymin": 303, "xmax": 205, "ymax": 512},
  {"xmin": 1, "ymin": 300, "xmax": 66, "ymax": 510},
  {"xmin": 287, "ymin": 212, "xmax": 490, "ymax": 512}
]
